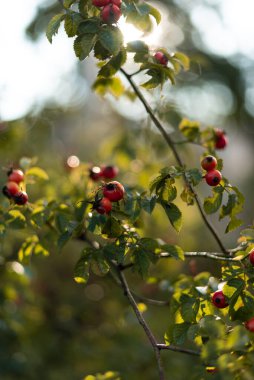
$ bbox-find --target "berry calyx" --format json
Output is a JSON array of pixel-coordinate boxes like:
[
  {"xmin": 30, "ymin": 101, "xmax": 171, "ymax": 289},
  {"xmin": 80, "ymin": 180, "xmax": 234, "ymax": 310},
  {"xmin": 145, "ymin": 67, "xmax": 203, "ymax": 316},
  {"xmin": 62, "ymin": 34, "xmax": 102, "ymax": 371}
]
[
  {"xmin": 249, "ymin": 249, "xmax": 254, "ymax": 265},
  {"xmin": 102, "ymin": 181, "xmax": 125, "ymax": 202},
  {"xmin": 13, "ymin": 191, "xmax": 28, "ymax": 206},
  {"xmin": 211, "ymin": 290, "xmax": 228, "ymax": 309},
  {"xmin": 8, "ymin": 169, "xmax": 24, "ymax": 184},
  {"xmin": 92, "ymin": 0, "xmax": 110, "ymax": 7},
  {"xmin": 3, "ymin": 181, "xmax": 20, "ymax": 198},
  {"xmin": 101, "ymin": 4, "xmax": 121, "ymax": 24},
  {"xmin": 89, "ymin": 166, "xmax": 102, "ymax": 181},
  {"xmin": 205, "ymin": 170, "xmax": 222, "ymax": 186},
  {"xmin": 101, "ymin": 165, "xmax": 119, "ymax": 179},
  {"xmin": 154, "ymin": 51, "xmax": 168, "ymax": 66},
  {"xmin": 201, "ymin": 155, "xmax": 217, "ymax": 171},
  {"xmin": 93, "ymin": 197, "xmax": 112, "ymax": 215},
  {"xmin": 215, "ymin": 129, "xmax": 228, "ymax": 149},
  {"xmin": 244, "ymin": 317, "xmax": 254, "ymax": 332}
]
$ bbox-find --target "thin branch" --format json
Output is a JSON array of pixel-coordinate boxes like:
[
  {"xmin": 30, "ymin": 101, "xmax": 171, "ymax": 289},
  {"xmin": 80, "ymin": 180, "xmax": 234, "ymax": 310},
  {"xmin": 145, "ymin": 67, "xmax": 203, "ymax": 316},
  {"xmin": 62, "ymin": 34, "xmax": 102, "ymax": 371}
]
[
  {"xmin": 157, "ymin": 344, "xmax": 200, "ymax": 357},
  {"xmin": 115, "ymin": 265, "xmax": 165, "ymax": 380},
  {"xmin": 120, "ymin": 68, "xmax": 227, "ymax": 255},
  {"xmin": 132, "ymin": 291, "xmax": 170, "ymax": 306}
]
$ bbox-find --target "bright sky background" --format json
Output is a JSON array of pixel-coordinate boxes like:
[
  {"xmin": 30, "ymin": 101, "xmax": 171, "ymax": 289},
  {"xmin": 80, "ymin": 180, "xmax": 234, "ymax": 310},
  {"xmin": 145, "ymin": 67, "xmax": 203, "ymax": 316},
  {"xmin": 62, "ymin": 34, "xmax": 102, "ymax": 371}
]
[{"xmin": 0, "ymin": 0, "xmax": 254, "ymax": 120}]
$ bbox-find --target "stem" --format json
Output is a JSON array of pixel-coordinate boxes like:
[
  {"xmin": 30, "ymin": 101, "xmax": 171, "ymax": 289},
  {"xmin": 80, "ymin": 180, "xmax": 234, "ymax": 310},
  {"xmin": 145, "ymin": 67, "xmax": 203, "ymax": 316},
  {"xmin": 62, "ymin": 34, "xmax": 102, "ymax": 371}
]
[
  {"xmin": 157, "ymin": 344, "xmax": 200, "ymax": 356},
  {"xmin": 120, "ymin": 68, "xmax": 227, "ymax": 255},
  {"xmin": 116, "ymin": 265, "xmax": 166, "ymax": 380}
]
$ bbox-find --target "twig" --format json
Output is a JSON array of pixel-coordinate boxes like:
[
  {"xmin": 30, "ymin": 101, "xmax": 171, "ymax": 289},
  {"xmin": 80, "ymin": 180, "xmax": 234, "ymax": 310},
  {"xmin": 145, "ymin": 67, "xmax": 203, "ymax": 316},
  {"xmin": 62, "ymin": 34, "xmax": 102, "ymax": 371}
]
[
  {"xmin": 120, "ymin": 68, "xmax": 227, "ymax": 255},
  {"xmin": 157, "ymin": 344, "xmax": 200, "ymax": 356}
]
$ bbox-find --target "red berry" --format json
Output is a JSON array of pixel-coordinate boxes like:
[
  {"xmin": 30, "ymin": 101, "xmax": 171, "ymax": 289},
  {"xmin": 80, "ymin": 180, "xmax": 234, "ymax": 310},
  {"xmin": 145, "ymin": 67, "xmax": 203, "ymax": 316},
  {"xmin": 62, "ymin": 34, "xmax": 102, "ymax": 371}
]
[
  {"xmin": 13, "ymin": 191, "xmax": 28, "ymax": 205},
  {"xmin": 101, "ymin": 4, "xmax": 121, "ymax": 24},
  {"xmin": 244, "ymin": 317, "xmax": 254, "ymax": 332},
  {"xmin": 249, "ymin": 250, "xmax": 254, "ymax": 265},
  {"xmin": 206, "ymin": 367, "xmax": 218, "ymax": 374},
  {"xmin": 89, "ymin": 166, "xmax": 102, "ymax": 181},
  {"xmin": 212, "ymin": 290, "xmax": 228, "ymax": 309},
  {"xmin": 92, "ymin": 0, "xmax": 110, "ymax": 6},
  {"xmin": 4, "ymin": 181, "xmax": 20, "ymax": 197},
  {"xmin": 101, "ymin": 165, "xmax": 119, "ymax": 179},
  {"xmin": 154, "ymin": 51, "xmax": 168, "ymax": 66},
  {"xmin": 102, "ymin": 181, "xmax": 125, "ymax": 202},
  {"xmin": 201, "ymin": 155, "xmax": 217, "ymax": 171},
  {"xmin": 215, "ymin": 129, "xmax": 228, "ymax": 149},
  {"xmin": 94, "ymin": 197, "xmax": 112, "ymax": 214},
  {"xmin": 111, "ymin": 0, "xmax": 122, "ymax": 6},
  {"xmin": 8, "ymin": 169, "xmax": 24, "ymax": 184},
  {"xmin": 205, "ymin": 170, "xmax": 222, "ymax": 187}
]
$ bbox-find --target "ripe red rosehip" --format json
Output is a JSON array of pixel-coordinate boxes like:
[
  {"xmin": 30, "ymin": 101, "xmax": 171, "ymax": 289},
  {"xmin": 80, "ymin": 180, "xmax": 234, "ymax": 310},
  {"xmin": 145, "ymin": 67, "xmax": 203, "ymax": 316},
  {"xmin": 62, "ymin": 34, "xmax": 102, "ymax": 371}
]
[
  {"xmin": 89, "ymin": 166, "xmax": 102, "ymax": 181},
  {"xmin": 154, "ymin": 51, "xmax": 168, "ymax": 66},
  {"xmin": 102, "ymin": 181, "xmax": 125, "ymax": 202},
  {"xmin": 215, "ymin": 129, "xmax": 228, "ymax": 149},
  {"xmin": 13, "ymin": 191, "xmax": 28, "ymax": 206},
  {"xmin": 201, "ymin": 155, "xmax": 217, "ymax": 171},
  {"xmin": 211, "ymin": 290, "xmax": 228, "ymax": 309},
  {"xmin": 101, "ymin": 165, "xmax": 119, "ymax": 179},
  {"xmin": 206, "ymin": 367, "xmax": 218, "ymax": 374},
  {"xmin": 92, "ymin": 0, "xmax": 110, "ymax": 6},
  {"xmin": 205, "ymin": 170, "xmax": 222, "ymax": 187},
  {"xmin": 94, "ymin": 197, "xmax": 112, "ymax": 214},
  {"xmin": 101, "ymin": 4, "xmax": 121, "ymax": 24},
  {"xmin": 244, "ymin": 317, "xmax": 254, "ymax": 332},
  {"xmin": 249, "ymin": 250, "xmax": 254, "ymax": 265},
  {"xmin": 3, "ymin": 181, "xmax": 20, "ymax": 198},
  {"xmin": 8, "ymin": 169, "xmax": 24, "ymax": 184}
]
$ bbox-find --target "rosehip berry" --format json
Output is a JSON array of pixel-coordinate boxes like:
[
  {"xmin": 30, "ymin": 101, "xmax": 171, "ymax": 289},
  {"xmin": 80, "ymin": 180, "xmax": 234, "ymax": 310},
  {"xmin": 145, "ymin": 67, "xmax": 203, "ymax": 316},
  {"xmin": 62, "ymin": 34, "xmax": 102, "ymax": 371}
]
[
  {"xmin": 94, "ymin": 197, "xmax": 112, "ymax": 215},
  {"xmin": 8, "ymin": 169, "xmax": 24, "ymax": 184},
  {"xmin": 244, "ymin": 317, "xmax": 254, "ymax": 332},
  {"xmin": 206, "ymin": 367, "xmax": 218, "ymax": 374},
  {"xmin": 205, "ymin": 170, "xmax": 222, "ymax": 187},
  {"xmin": 13, "ymin": 191, "xmax": 28, "ymax": 206},
  {"xmin": 201, "ymin": 155, "xmax": 217, "ymax": 171},
  {"xmin": 215, "ymin": 129, "xmax": 228, "ymax": 149},
  {"xmin": 92, "ymin": 0, "xmax": 110, "ymax": 7},
  {"xmin": 211, "ymin": 290, "xmax": 228, "ymax": 309},
  {"xmin": 102, "ymin": 181, "xmax": 125, "ymax": 202},
  {"xmin": 101, "ymin": 165, "xmax": 119, "ymax": 179},
  {"xmin": 154, "ymin": 51, "xmax": 168, "ymax": 66},
  {"xmin": 101, "ymin": 4, "xmax": 121, "ymax": 24},
  {"xmin": 89, "ymin": 166, "xmax": 102, "ymax": 181},
  {"xmin": 2, "ymin": 181, "xmax": 20, "ymax": 198},
  {"xmin": 249, "ymin": 249, "xmax": 254, "ymax": 265}
]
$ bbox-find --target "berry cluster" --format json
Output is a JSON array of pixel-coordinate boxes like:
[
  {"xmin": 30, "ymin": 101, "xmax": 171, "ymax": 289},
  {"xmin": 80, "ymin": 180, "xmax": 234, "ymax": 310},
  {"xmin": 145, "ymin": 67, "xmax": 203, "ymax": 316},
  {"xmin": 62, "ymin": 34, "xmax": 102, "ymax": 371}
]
[
  {"xmin": 201, "ymin": 155, "xmax": 222, "ymax": 187},
  {"xmin": 92, "ymin": 0, "xmax": 122, "ymax": 24},
  {"xmin": 153, "ymin": 51, "xmax": 168, "ymax": 66},
  {"xmin": 93, "ymin": 181, "xmax": 125, "ymax": 214},
  {"xmin": 2, "ymin": 169, "xmax": 28, "ymax": 205},
  {"xmin": 89, "ymin": 164, "xmax": 119, "ymax": 181}
]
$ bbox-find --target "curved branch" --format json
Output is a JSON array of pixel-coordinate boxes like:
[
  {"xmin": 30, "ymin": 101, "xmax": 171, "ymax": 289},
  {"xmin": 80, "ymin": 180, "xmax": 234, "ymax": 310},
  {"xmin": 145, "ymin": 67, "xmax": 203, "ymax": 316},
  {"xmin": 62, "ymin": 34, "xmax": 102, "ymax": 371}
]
[{"xmin": 120, "ymin": 68, "xmax": 227, "ymax": 255}]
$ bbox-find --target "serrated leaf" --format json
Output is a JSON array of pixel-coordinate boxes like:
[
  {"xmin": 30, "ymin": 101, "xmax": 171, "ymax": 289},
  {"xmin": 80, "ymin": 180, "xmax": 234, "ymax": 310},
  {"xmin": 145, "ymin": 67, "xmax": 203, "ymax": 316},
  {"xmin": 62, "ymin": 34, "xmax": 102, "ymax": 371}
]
[
  {"xmin": 225, "ymin": 217, "xmax": 243, "ymax": 233},
  {"xmin": 172, "ymin": 323, "xmax": 191, "ymax": 345},
  {"xmin": 161, "ymin": 201, "xmax": 182, "ymax": 232},
  {"xmin": 6, "ymin": 210, "xmax": 26, "ymax": 229},
  {"xmin": 93, "ymin": 76, "xmax": 125, "ymax": 97},
  {"xmin": 74, "ymin": 257, "xmax": 90, "ymax": 284},
  {"xmin": 179, "ymin": 118, "xmax": 200, "ymax": 141},
  {"xmin": 74, "ymin": 33, "xmax": 97, "ymax": 60},
  {"xmin": 141, "ymin": 195, "xmax": 157, "ymax": 214},
  {"xmin": 78, "ymin": 19, "xmax": 100, "ymax": 34},
  {"xmin": 26, "ymin": 167, "xmax": 49, "ymax": 180},
  {"xmin": 133, "ymin": 248, "xmax": 150, "ymax": 278},
  {"xmin": 64, "ymin": 12, "xmax": 83, "ymax": 37},
  {"xmin": 98, "ymin": 49, "xmax": 127, "ymax": 77},
  {"xmin": 160, "ymin": 244, "xmax": 184, "ymax": 260},
  {"xmin": 46, "ymin": 13, "xmax": 65, "ymax": 43},
  {"xmin": 186, "ymin": 169, "xmax": 203, "ymax": 186},
  {"xmin": 180, "ymin": 295, "xmax": 200, "ymax": 323},
  {"xmin": 204, "ymin": 189, "xmax": 223, "ymax": 214},
  {"xmin": 102, "ymin": 216, "xmax": 123, "ymax": 238},
  {"xmin": 99, "ymin": 26, "xmax": 123, "ymax": 56}
]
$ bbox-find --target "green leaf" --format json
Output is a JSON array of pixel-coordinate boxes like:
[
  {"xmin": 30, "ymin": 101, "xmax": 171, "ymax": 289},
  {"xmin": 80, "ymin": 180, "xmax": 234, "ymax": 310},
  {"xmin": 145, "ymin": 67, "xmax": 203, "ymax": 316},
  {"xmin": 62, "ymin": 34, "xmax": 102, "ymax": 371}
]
[
  {"xmin": 133, "ymin": 248, "xmax": 150, "ymax": 278},
  {"xmin": 64, "ymin": 12, "xmax": 83, "ymax": 37},
  {"xmin": 102, "ymin": 216, "xmax": 123, "ymax": 238},
  {"xmin": 74, "ymin": 256, "xmax": 90, "ymax": 284},
  {"xmin": 225, "ymin": 217, "xmax": 243, "ymax": 233},
  {"xmin": 63, "ymin": 0, "xmax": 76, "ymax": 8},
  {"xmin": 204, "ymin": 188, "xmax": 223, "ymax": 214},
  {"xmin": 180, "ymin": 187, "xmax": 195, "ymax": 206},
  {"xmin": 126, "ymin": 40, "xmax": 149, "ymax": 54},
  {"xmin": 160, "ymin": 244, "xmax": 184, "ymax": 260},
  {"xmin": 147, "ymin": 4, "xmax": 161, "ymax": 24},
  {"xmin": 98, "ymin": 26, "xmax": 123, "ymax": 56},
  {"xmin": 141, "ymin": 195, "xmax": 157, "ymax": 214},
  {"xmin": 74, "ymin": 34, "xmax": 97, "ymax": 60},
  {"xmin": 46, "ymin": 13, "xmax": 65, "ymax": 43},
  {"xmin": 180, "ymin": 294, "xmax": 200, "ymax": 323},
  {"xmin": 220, "ymin": 193, "xmax": 236, "ymax": 219},
  {"xmin": 179, "ymin": 118, "xmax": 200, "ymax": 141},
  {"xmin": 6, "ymin": 210, "xmax": 26, "ymax": 229},
  {"xmin": 93, "ymin": 76, "xmax": 125, "ymax": 97},
  {"xmin": 26, "ymin": 166, "xmax": 49, "ymax": 180},
  {"xmin": 171, "ymin": 52, "xmax": 190, "ymax": 71},
  {"xmin": 98, "ymin": 49, "xmax": 127, "ymax": 77},
  {"xmin": 78, "ymin": 19, "xmax": 100, "ymax": 34},
  {"xmin": 160, "ymin": 201, "xmax": 182, "ymax": 232},
  {"xmin": 185, "ymin": 169, "xmax": 203, "ymax": 186},
  {"xmin": 18, "ymin": 235, "xmax": 49, "ymax": 263},
  {"xmin": 172, "ymin": 323, "xmax": 191, "ymax": 345}
]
